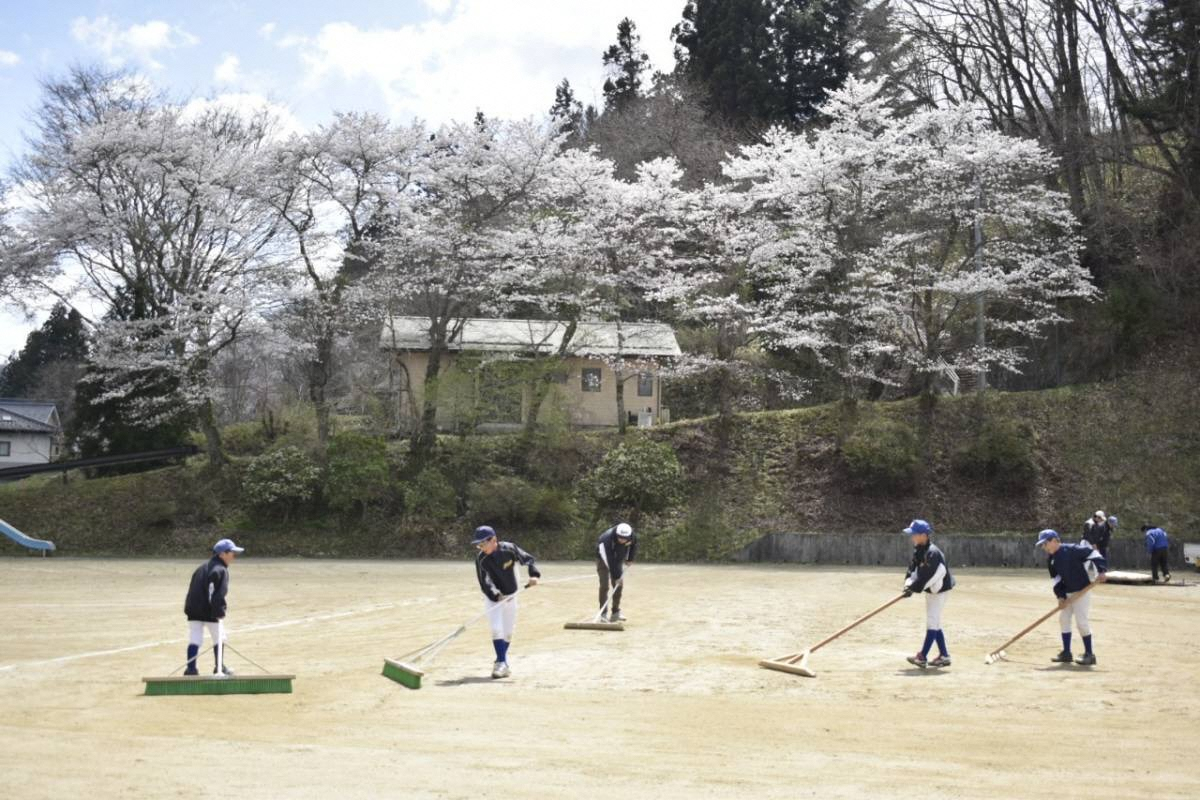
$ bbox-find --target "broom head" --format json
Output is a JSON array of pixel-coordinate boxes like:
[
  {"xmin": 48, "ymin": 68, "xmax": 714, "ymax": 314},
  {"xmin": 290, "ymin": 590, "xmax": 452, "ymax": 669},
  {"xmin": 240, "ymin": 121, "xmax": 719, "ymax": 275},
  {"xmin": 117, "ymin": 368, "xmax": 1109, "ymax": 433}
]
[
  {"xmin": 382, "ymin": 658, "xmax": 425, "ymax": 690},
  {"xmin": 563, "ymin": 620, "xmax": 625, "ymax": 631}
]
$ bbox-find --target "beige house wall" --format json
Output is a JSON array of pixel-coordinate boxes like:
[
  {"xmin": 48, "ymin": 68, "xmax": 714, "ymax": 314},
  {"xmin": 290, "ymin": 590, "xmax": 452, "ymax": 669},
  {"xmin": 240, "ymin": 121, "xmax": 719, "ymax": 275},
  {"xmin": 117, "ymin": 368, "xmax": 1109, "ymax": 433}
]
[
  {"xmin": 393, "ymin": 352, "xmax": 665, "ymax": 429},
  {"xmin": 0, "ymin": 430, "xmax": 57, "ymax": 467}
]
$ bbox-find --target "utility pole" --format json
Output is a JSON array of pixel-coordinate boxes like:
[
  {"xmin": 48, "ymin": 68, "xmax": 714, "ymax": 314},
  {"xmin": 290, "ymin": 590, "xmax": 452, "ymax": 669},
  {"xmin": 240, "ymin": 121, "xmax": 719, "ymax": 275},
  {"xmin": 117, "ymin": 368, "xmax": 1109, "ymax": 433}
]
[{"xmin": 974, "ymin": 176, "xmax": 987, "ymax": 391}]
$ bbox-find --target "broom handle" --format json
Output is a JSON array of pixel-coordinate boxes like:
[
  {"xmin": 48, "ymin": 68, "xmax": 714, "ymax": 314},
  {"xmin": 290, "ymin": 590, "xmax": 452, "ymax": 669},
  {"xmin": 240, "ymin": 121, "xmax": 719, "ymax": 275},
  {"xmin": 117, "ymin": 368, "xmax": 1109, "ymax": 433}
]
[
  {"xmin": 776, "ymin": 593, "xmax": 907, "ymax": 663},
  {"xmin": 398, "ymin": 582, "xmax": 533, "ymax": 662},
  {"xmin": 986, "ymin": 582, "xmax": 1096, "ymax": 657}
]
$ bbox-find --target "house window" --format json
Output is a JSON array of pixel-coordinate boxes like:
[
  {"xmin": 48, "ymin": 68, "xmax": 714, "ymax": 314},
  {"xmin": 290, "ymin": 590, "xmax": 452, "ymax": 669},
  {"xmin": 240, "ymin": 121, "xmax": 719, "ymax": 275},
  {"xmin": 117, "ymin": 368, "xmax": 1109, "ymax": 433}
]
[
  {"xmin": 581, "ymin": 368, "xmax": 602, "ymax": 393},
  {"xmin": 637, "ymin": 372, "xmax": 654, "ymax": 397},
  {"xmin": 0, "ymin": 441, "xmax": 10, "ymax": 457}
]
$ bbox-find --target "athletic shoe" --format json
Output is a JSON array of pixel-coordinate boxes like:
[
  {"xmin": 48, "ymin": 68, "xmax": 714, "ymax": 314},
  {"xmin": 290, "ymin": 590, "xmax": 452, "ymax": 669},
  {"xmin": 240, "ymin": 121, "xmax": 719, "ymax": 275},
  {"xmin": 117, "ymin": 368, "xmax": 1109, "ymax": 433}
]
[
  {"xmin": 183, "ymin": 668, "xmax": 199, "ymax": 676},
  {"xmin": 493, "ymin": 662, "xmax": 511, "ymax": 679},
  {"xmin": 1051, "ymin": 650, "xmax": 1073, "ymax": 663},
  {"xmin": 906, "ymin": 653, "xmax": 928, "ymax": 668},
  {"xmin": 611, "ymin": 611, "xmax": 627, "ymax": 622},
  {"xmin": 1164, "ymin": 574, "xmax": 1171, "ymax": 583},
  {"xmin": 491, "ymin": 661, "xmax": 504, "ymax": 678},
  {"xmin": 213, "ymin": 666, "xmax": 235, "ymax": 677},
  {"xmin": 929, "ymin": 655, "xmax": 951, "ymax": 668},
  {"xmin": 1074, "ymin": 653, "xmax": 1096, "ymax": 666}
]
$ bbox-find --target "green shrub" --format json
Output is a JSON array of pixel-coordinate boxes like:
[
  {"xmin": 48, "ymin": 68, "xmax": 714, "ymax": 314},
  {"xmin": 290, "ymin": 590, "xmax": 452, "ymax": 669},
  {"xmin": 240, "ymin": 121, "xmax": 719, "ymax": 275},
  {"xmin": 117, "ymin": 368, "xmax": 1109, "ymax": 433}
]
[
  {"xmin": 240, "ymin": 447, "xmax": 322, "ymax": 520},
  {"xmin": 583, "ymin": 436, "xmax": 684, "ymax": 517},
  {"xmin": 403, "ymin": 468, "xmax": 459, "ymax": 521},
  {"xmin": 841, "ymin": 417, "xmax": 920, "ymax": 492},
  {"xmin": 326, "ymin": 431, "xmax": 393, "ymax": 513},
  {"xmin": 954, "ymin": 418, "xmax": 1037, "ymax": 490},
  {"xmin": 468, "ymin": 475, "xmax": 578, "ymax": 529},
  {"xmin": 221, "ymin": 421, "xmax": 269, "ymax": 456}
]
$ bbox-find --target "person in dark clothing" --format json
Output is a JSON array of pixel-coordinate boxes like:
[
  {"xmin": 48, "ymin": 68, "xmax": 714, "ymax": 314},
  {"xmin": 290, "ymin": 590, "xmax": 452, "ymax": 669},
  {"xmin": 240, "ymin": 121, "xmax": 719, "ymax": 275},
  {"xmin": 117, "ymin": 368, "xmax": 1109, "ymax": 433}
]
[
  {"xmin": 596, "ymin": 522, "xmax": 637, "ymax": 622},
  {"xmin": 1037, "ymin": 529, "xmax": 1107, "ymax": 666},
  {"xmin": 901, "ymin": 519, "xmax": 955, "ymax": 669},
  {"xmin": 1143, "ymin": 525, "xmax": 1171, "ymax": 583},
  {"xmin": 183, "ymin": 538, "xmax": 244, "ymax": 676},
  {"xmin": 1082, "ymin": 510, "xmax": 1114, "ymax": 561},
  {"xmin": 472, "ymin": 525, "xmax": 540, "ymax": 679}
]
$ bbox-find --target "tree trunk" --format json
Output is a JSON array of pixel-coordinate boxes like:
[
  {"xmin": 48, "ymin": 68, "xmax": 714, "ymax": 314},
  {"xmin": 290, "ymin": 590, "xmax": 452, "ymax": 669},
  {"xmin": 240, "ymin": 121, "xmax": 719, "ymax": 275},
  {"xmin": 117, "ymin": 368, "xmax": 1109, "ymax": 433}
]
[
  {"xmin": 616, "ymin": 365, "xmax": 627, "ymax": 434},
  {"xmin": 411, "ymin": 339, "xmax": 445, "ymax": 460},
  {"xmin": 308, "ymin": 335, "xmax": 334, "ymax": 448},
  {"xmin": 198, "ymin": 398, "xmax": 227, "ymax": 470}
]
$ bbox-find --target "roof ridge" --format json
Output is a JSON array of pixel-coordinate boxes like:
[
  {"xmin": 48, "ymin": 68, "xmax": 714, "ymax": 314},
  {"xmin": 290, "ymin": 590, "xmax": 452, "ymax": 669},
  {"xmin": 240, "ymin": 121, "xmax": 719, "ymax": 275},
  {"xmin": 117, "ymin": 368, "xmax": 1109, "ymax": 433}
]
[{"xmin": 0, "ymin": 406, "xmax": 56, "ymax": 431}]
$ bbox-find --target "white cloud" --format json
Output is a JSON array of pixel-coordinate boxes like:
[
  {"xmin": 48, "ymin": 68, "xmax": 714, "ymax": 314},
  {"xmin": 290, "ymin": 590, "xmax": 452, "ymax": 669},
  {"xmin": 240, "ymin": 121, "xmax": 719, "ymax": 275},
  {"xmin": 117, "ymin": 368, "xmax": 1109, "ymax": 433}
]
[
  {"xmin": 0, "ymin": 50, "xmax": 20, "ymax": 67},
  {"xmin": 422, "ymin": 0, "xmax": 455, "ymax": 13},
  {"xmin": 181, "ymin": 92, "xmax": 305, "ymax": 140},
  {"xmin": 259, "ymin": 22, "xmax": 277, "ymax": 39},
  {"xmin": 214, "ymin": 53, "xmax": 241, "ymax": 84},
  {"xmin": 70, "ymin": 16, "xmax": 198, "ymax": 70},
  {"xmin": 294, "ymin": 0, "xmax": 680, "ymax": 124}
]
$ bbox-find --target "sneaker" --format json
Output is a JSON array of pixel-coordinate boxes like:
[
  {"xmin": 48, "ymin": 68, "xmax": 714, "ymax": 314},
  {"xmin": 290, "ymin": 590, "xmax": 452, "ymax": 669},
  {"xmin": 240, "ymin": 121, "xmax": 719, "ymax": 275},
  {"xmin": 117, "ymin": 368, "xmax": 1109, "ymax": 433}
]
[
  {"xmin": 213, "ymin": 666, "xmax": 235, "ymax": 677},
  {"xmin": 929, "ymin": 655, "xmax": 951, "ymax": 668},
  {"xmin": 610, "ymin": 611, "xmax": 627, "ymax": 622},
  {"xmin": 1074, "ymin": 653, "xmax": 1096, "ymax": 666},
  {"xmin": 1051, "ymin": 650, "xmax": 1073, "ymax": 663},
  {"xmin": 906, "ymin": 653, "xmax": 928, "ymax": 669},
  {"xmin": 492, "ymin": 662, "xmax": 511, "ymax": 679},
  {"xmin": 1164, "ymin": 574, "xmax": 1171, "ymax": 583}
]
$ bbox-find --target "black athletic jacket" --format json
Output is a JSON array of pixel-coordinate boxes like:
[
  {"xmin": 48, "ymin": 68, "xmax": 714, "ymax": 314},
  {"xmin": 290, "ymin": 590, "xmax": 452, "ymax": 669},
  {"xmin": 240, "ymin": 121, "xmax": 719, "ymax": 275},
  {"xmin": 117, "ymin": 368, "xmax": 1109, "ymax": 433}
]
[
  {"xmin": 184, "ymin": 555, "xmax": 230, "ymax": 622},
  {"xmin": 475, "ymin": 541, "xmax": 541, "ymax": 602},
  {"xmin": 1082, "ymin": 519, "xmax": 1113, "ymax": 552},
  {"xmin": 1048, "ymin": 543, "xmax": 1107, "ymax": 598},
  {"xmin": 905, "ymin": 542, "xmax": 955, "ymax": 594},
  {"xmin": 596, "ymin": 527, "xmax": 638, "ymax": 581}
]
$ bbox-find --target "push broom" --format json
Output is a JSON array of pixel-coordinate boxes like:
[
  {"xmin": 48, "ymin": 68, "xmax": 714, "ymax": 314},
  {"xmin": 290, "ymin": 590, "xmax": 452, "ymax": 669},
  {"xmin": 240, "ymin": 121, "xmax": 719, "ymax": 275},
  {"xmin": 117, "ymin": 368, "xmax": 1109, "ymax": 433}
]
[
  {"xmin": 985, "ymin": 582, "xmax": 1096, "ymax": 664},
  {"xmin": 760, "ymin": 593, "xmax": 907, "ymax": 678},
  {"xmin": 564, "ymin": 576, "xmax": 625, "ymax": 631},
  {"xmin": 144, "ymin": 642, "xmax": 294, "ymax": 696},
  {"xmin": 383, "ymin": 584, "xmax": 530, "ymax": 690}
]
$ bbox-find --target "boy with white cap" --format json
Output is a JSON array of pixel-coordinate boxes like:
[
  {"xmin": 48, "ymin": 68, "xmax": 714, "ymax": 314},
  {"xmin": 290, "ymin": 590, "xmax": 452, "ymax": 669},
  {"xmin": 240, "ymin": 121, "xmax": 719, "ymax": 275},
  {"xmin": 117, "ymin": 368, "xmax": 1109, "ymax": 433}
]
[
  {"xmin": 472, "ymin": 525, "xmax": 540, "ymax": 679},
  {"xmin": 596, "ymin": 522, "xmax": 637, "ymax": 622},
  {"xmin": 901, "ymin": 519, "xmax": 955, "ymax": 669},
  {"xmin": 183, "ymin": 538, "xmax": 244, "ymax": 676},
  {"xmin": 1036, "ymin": 528, "xmax": 1107, "ymax": 666},
  {"xmin": 1081, "ymin": 510, "xmax": 1114, "ymax": 560}
]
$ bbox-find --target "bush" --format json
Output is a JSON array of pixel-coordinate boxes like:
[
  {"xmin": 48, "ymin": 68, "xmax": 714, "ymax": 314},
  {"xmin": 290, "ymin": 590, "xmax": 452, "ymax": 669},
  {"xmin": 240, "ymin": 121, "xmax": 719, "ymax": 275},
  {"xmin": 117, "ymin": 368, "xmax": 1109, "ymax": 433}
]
[
  {"xmin": 221, "ymin": 421, "xmax": 269, "ymax": 456},
  {"xmin": 468, "ymin": 475, "xmax": 578, "ymax": 529},
  {"xmin": 841, "ymin": 417, "xmax": 920, "ymax": 492},
  {"xmin": 954, "ymin": 418, "xmax": 1037, "ymax": 490},
  {"xmin": 326, "ymin": 431, "xmax": 393, "ymax": 513},
  {"xmin": 583, "ymin": 436, "xmax": 683, "ymax": 517},
  {"xmin": 403, "ymin": 468, "xmax": 459, "ymax": 521},
  {"xmin": 240, "ymin": 447, "xmax": 322, "ymax": 520}
]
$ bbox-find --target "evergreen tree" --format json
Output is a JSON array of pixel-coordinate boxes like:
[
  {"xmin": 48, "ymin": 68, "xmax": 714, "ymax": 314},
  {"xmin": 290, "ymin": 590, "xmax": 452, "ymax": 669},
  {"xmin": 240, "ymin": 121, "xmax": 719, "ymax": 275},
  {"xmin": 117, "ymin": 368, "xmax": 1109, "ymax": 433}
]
[
  {"xmin": 602, "ymin": 18, "xmax": 651, "ymax": 112},
  {"xmin": 549, "ymin": 78, "xmax": 585, "ymax": 142},
  {"xmin": 0, "ymin": 303, "xmax": 88, "ymax": 397}
]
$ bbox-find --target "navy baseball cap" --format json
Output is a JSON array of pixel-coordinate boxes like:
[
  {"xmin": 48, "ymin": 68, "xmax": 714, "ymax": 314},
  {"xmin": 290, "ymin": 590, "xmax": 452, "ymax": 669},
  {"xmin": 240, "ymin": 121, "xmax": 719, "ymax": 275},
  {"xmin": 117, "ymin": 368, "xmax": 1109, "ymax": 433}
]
[
  {"xmin": 471, "ymin": 525, "xmax": 497, "ymax": 545},
  {"xmin": 1035, "ymin": 529, "xmax": 1060, "ymax": 548},
  {"xmin": 213, "ymin": 538, "xmax": 244, "ymax": 554},
  {"xmin": 903, "ymin": 519, "xmax": 932, "ymax": 535}
]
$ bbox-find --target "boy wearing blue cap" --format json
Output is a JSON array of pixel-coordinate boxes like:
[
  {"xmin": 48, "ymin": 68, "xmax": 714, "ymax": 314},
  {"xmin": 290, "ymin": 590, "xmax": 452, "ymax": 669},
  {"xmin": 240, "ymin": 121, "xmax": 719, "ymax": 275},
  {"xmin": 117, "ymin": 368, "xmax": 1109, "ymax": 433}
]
[
  {"xmin": 472, "ymin": 525, "xmax": 540, "ymax": 679},
  {"xmin": 1142, "ymin": 525, "xmax": 1171, "ymax": 583},
  {"xmin": 183, "ymin": 538, "xmax": 244, "ymax": 676},
  {"xmin": 1036, "ymin": 529, "xmax": 1107, "ymax": 666},
  {"xmin": 901, "ymin": 519, "xmax": 955, "ymax": 669}
]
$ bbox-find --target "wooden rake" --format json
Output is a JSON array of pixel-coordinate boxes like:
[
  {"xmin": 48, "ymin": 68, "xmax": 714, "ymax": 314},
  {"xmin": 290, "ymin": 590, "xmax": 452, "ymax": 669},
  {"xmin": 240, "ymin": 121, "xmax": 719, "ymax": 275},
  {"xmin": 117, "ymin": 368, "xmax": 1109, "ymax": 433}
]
[
  {"xmin": 984, "ymin": 582, "xmax": 1096, "ymax": 664},
  {"xmin": 760, "ymin": 593, "xmax": 907, "ymax": 678}
]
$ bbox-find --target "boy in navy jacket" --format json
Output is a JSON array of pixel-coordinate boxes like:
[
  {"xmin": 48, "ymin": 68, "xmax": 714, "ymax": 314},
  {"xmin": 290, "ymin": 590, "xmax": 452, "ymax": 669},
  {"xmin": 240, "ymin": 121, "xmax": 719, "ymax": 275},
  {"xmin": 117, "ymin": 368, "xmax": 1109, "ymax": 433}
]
[
  {"xmin": 901, "ymin": 519, "xmax": 955, "ymax": 669},
  {"xmin": 472, "ymin": 525, "xmax": 540, "ymax": 679},
  {"xmin": 596, "ymin": 522, "xmax": 637, "ymax": 621},
  {"xmin": 1142, "ymin": 525, "xmax": 1171, "ymax": 583},
  {"xmin": 1036, "ymin": 529, "xmax": 1107, "ymax": 666},
  {"xmin": 183, "ymin": 538, "xmax": 244, "ymax": 676}
]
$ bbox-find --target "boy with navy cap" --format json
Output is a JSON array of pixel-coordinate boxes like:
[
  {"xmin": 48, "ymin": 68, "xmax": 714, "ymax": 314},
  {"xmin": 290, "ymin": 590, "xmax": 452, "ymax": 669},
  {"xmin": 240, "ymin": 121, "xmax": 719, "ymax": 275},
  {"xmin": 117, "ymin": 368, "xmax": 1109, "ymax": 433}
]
[
  {"xmin": 183, "ymin": 538, "xmax": 244, "ymax": 676},
  {"xmin": 1036, "ymin": 529, "xmax": 1107, "ymax": 666},
  {"xmin": 472, "ymin": 525, "xmax": 540, "ymax": 679},
  {"xmin": 596, "ymin": 522, "xmax": 637, "ymax": 622},
  {"xmin": 901, "ymin": 519, "xmax": 955, "ymax": 668}
]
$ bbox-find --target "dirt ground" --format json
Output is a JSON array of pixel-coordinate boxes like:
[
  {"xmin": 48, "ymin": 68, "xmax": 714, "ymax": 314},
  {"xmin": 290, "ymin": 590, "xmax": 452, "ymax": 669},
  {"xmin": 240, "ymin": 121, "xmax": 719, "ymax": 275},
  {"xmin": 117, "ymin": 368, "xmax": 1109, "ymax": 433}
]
[{"xmin": 1, "ymin": 559, "xmax": 1196, "ymax": 799}]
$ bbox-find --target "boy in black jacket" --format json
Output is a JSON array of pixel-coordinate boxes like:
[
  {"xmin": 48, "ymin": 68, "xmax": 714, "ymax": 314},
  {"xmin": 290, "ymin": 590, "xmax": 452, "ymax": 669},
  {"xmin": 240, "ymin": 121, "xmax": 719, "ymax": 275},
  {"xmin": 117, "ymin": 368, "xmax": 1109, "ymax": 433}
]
[
  {"xmin": 901, "ymin": 519, "xmax": 955, "ymax": 669},
  {"xmin": 596, "ymin": 522, "xmax": 637, "ymax": 622},
  {"xmin": 183, "ymin": 538, "xmax": 244, "ymax": 676},
  {"xmin": 1037, "ymin": 528, "xmax": 1107, "ymax": 666},
  {"xmin": 472, "ymin": 525, "xmax": 540, "ymax": 679}
]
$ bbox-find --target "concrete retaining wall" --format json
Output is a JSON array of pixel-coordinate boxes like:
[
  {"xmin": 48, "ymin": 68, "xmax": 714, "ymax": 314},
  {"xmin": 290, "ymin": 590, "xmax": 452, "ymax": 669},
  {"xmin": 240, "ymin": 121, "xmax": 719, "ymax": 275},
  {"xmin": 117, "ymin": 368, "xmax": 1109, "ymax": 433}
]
[{"xmin": 733, "ymin": 533, "xmax": 1189, "ymax": 570}]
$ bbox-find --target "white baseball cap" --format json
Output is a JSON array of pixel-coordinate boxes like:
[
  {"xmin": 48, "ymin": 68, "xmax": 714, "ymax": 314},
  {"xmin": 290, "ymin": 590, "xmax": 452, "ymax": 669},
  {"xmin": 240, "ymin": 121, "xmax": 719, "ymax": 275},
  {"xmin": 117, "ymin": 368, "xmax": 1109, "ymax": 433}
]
[{"xmin": 615, "ymin": 523, "xmax": 633, "ymax": 538}]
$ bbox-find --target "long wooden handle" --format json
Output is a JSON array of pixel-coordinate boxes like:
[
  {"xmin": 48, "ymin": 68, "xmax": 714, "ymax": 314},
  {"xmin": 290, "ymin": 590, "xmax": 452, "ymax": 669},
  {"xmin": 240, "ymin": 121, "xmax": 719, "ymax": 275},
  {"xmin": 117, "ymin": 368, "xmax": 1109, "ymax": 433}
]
[
  {"xmin": 772, "ymin": 593, "xmax": 908, "ymax": 663},
  {"xmin": 987, "ymin": 582, "xmax": 1096, "ymax": 656}
]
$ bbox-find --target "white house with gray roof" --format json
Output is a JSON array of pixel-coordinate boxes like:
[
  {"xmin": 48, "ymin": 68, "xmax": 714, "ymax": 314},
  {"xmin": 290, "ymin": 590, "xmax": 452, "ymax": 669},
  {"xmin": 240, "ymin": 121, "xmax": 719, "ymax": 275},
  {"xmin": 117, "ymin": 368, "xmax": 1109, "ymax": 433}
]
[
  {"xmin": 0, "ymin": 400, "xmax": 63, "ymax": 468},
  {"xmin": 380, "ymin": 317, "xmax": 682, "ymax": 430}
]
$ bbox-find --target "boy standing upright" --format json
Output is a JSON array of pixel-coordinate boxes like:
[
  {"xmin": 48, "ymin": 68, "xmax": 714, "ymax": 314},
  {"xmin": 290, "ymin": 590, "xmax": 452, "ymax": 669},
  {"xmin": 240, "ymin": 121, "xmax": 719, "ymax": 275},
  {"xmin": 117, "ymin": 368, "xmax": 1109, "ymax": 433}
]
[
  {"xmin": 1036, "ymin": 529, "xmax": 1107, "ymax": 666},
  {"xmin": 472, "ymin": 525, "xmax": 541, "ymax": 679},
  {"xmin": 183, "ymin": 538, "xmax": 244, "ymax": 676},
  {"xmin": 902, "ymin": 519, "xmax": 955, "ymax": 669}
]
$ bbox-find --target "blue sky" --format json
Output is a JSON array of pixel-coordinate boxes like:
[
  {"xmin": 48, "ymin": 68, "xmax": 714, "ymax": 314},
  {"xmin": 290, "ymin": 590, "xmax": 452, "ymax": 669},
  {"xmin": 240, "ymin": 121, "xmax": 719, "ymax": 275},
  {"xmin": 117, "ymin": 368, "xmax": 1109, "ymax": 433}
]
[{"xmin": 0, "ymin": 0, "xmax": 682, "ymax": 355}]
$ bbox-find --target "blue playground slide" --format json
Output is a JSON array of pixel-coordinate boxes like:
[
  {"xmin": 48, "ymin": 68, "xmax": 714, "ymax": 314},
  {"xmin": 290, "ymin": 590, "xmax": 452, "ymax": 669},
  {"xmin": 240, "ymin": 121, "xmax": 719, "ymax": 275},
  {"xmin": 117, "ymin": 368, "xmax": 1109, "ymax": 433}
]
[{"xmin": 0, "ymin": 519, "xmax": 55, "ymax": 552}]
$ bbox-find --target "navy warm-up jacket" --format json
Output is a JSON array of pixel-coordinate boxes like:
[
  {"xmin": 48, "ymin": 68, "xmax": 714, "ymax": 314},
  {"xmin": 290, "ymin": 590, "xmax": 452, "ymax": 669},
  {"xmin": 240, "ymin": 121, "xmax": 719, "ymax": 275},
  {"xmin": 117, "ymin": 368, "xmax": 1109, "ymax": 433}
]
[
  {"xmin": 1048, "ymin": 543, "xmax": 1107, "ymax": 598},
  {"xmin": 184, "ymin": 555, "xmax": 230, "ymax": 622},
  {"xmin": 476, "ymin": 541, "xmax": 541, "ymax": 602},
  {"xmin": 905, "ymin": 542, "xmax": 955, "ymax": 594},
  {"xmin": 597, "ymin": 526, "xmax": 638, "ymax": 581},
  {"xmin": 1144, "ymin": 527, "xmax": 1169, "ymax": 553}
]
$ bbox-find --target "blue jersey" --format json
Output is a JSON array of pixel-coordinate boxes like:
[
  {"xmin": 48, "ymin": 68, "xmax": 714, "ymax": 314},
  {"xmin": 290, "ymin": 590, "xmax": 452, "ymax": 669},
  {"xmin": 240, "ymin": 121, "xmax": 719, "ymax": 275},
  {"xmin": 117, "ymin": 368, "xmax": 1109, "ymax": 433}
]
[
  {"xmin": 1144, "ymin": 527, "xmax": 1169, "ymax": 553},
  {"xmin": 1048, "ymin": 543, "xmax": 1106, "ymax": 598}
]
